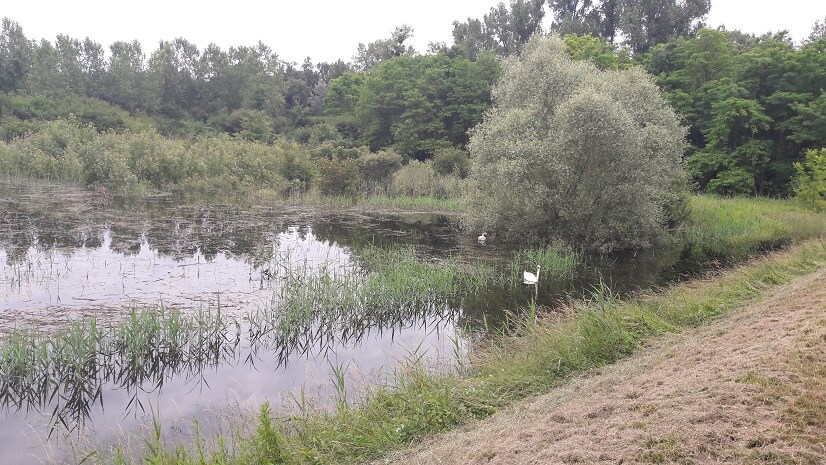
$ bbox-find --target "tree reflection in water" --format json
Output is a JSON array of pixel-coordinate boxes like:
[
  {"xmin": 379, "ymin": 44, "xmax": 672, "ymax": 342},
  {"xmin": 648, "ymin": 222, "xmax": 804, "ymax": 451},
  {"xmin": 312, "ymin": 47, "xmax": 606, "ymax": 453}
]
[{"xmin": 0, "ymin": 180, "xmax": 676, "ymax": 445}]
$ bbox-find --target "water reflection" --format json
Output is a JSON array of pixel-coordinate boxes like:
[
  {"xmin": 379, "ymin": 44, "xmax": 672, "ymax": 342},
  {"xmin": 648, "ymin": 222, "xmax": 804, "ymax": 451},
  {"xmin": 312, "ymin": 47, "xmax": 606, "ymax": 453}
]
[{"xmin": 0, "ymin": 180, "xmax": 682, "ymax": 464}]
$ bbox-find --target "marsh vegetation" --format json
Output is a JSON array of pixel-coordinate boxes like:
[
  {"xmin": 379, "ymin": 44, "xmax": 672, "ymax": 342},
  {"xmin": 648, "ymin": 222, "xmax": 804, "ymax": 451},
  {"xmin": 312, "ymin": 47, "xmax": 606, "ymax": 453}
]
[{"xmin": 1, "ymin": 177, "xmax": 824, "ymax": 464}]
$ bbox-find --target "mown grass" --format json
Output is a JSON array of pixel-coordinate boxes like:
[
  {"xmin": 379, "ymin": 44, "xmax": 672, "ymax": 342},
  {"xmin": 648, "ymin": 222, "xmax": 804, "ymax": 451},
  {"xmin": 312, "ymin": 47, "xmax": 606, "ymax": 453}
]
[
  {"xmin": 87, "ymin": 237, "xmax": 826, "ymax": 464},
  {"xmin": 736, "ymin": 316, "xmax": 826, "ymax": 464}
]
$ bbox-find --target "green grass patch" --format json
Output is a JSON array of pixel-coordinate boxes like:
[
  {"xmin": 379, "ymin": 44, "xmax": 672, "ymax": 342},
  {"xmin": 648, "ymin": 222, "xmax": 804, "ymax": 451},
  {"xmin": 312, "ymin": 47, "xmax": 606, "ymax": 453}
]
[
  {"xmin": 507, "ymin": 245, "xmax": 583, "ymax": 283},
  {"xmin": 684, "ymin": 196, "xmax": 826, "ymax": 261}
]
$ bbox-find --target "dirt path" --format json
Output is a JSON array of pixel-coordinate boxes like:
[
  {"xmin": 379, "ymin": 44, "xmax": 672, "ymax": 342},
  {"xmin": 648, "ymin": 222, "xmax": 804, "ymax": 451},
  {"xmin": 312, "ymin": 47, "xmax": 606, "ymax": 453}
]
[{"xmin": 379, "ymin": 268, "xmax": 826, "ymax": 464}]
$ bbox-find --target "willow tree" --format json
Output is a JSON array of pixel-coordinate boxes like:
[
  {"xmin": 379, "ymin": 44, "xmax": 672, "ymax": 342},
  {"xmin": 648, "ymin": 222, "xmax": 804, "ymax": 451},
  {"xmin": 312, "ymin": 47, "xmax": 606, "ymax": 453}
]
[{"xmin": 465, "ymin": 35, "xmax": 687, "ymax": 252}]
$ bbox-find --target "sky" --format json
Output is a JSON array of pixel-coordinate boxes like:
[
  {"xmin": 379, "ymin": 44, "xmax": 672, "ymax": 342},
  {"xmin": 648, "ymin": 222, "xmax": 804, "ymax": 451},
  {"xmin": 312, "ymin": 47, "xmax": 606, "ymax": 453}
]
[{"xmin": 3, "ymin": 0, "xmax": 825, "ymax": 64}]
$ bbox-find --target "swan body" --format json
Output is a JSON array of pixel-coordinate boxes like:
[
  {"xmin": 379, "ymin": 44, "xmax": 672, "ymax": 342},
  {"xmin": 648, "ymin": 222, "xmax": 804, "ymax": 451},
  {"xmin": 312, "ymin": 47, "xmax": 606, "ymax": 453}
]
[
  {"xmin": 523, "ymin": 265, "xmax": 541, "ymax": 285},
  {"xmin": 477, "ymin": 232, "xmax": 488, "ymax": 245}
]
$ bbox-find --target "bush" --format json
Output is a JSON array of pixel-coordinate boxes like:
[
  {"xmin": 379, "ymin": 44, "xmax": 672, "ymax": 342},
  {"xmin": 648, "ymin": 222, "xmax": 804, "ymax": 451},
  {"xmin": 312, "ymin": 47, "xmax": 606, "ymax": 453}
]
[
  {"xmin": 0, "ymin": 116, "xmax": 40, "ymax": 142},
  {"xmin": 280, "ymin": 148, "xmax": 315, "ymax": 190},
  {"xmin": 391, "ymin": 161, "xmax": 463, "ymax": 198},
  {"xmin": 465, "ymin": 35, "xmax": 687, "ymax": 252},
  {"xmin": 431, "ymin": 147, "xmax": 470, "ymax": 178},
  {"xmin": 236, "ymin": 109, "xmax": 274, "ymax": 142},
  {"xmin": 360, "ymin": 150, "xmax": 403, "ymax": 192},
  {"xmin": 706, "ymin": 167, "xmax": 755, "ymax": 196},
  {"xmin": 317, "ymin": 157, "xmax": 361, "ymax": 197},
  {"xmin": 792, "ymin": 147, "xmax": 826, "ymax": 212}
]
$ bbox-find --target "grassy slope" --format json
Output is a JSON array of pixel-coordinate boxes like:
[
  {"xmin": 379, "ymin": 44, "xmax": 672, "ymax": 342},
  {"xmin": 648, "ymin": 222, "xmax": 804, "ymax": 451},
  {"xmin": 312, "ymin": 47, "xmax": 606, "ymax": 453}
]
[{"xmin": 381, "ymin": 258, "xmax": 826, "ymax": 464}]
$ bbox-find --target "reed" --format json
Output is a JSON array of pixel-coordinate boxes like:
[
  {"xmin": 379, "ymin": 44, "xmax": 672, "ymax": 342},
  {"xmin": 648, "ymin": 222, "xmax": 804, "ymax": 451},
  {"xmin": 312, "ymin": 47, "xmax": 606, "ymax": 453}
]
[
  {"xmin": 507, "ymin": 245, "xmax": 583, "ymax": 285},
  {"xmin": 0, "ymin": 306, "xmax": 241, "ymax": 432},
  {"xmin": 0, "ymin": 245, "xmax": 505, "ymax": 436}
]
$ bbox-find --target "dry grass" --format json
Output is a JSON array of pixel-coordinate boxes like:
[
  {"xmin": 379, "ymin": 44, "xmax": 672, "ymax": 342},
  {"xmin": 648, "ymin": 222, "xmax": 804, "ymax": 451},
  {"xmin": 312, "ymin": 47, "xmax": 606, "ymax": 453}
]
[{"xmin": 377, "ymin": 267, "xmax": 826, "ymax": 465}]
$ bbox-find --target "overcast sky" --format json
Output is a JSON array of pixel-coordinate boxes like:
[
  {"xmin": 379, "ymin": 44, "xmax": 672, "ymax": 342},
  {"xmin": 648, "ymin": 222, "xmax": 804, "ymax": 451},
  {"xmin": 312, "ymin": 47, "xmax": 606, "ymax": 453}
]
[{"xmin": 3, "ymin": 0, "xmax": 824, "ymax": 64}]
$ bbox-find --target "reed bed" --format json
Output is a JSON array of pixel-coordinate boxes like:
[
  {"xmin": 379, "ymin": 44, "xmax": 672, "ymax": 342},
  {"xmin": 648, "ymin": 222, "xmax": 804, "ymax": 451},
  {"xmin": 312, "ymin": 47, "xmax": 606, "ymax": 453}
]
[
  {"xmin": 507, "ymin": 245, "xmax": 584, "ymax": 284},
  {"xmin": 0, "ymin": 306, "xmax": 240, "ymax": 432}
]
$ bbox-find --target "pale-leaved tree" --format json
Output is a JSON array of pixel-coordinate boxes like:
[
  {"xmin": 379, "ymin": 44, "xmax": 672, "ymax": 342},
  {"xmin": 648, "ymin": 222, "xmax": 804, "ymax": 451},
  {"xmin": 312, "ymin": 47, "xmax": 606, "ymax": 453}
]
[{"xmin": 465, "ymin": 35, "xmax": 687, "ymax": 252}]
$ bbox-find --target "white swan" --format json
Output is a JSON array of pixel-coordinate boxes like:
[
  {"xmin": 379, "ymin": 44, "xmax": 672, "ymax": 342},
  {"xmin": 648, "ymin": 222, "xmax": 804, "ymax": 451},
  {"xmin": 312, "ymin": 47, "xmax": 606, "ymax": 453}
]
[
  {"xmin": 477, "ymin": 232, "xmax": 488, "ymax": 245},
  {"xmin": 523, "ymin": 265, "xmax": 541, "ymax": 285}
]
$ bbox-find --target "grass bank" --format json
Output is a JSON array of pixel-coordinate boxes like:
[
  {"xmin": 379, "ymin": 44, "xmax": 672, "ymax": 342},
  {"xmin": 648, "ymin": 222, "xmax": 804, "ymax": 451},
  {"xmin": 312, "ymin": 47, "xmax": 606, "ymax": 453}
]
[
  {"xmin": 683, "ymin": 195, "xmax": 826, "ymax": 261},
  {"xmin": 88, "ymin": 236, "xmax": 826, "ymax": 464}
]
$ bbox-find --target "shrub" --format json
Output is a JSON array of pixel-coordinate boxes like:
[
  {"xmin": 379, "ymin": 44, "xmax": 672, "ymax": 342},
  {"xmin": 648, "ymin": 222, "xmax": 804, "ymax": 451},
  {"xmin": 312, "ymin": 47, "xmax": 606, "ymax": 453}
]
[
  {"xmin": 317, "ymin": 157, "xmax": 361, "ymax": 197},
  {"xmin": 706, "ymin": 167, "xmax": 755, "ymax": 196},
  {"xmin": 360, "ymin": 150, "xmax": 403, "ymax": 192},
  {"xmin": 465, "ymin": 35, "xmax": 687, "ymax": 252},
  {"xmin": 792, "ymin": 147, "xmax": 826, "ymax": 212},
  {"xmin": 391, "ymin": 161, "xmax": 463, "ymax": 199},
  {"xmin": 280, "ymin": 148, "xmax": 315, "ymax": 190},
  {"xmin": 0, "ymin": 116, "xmax": 39, "ymax": 142},
  {"xmin": 431, "ymin": 147, "xmax": 470, "ymax": 178}
]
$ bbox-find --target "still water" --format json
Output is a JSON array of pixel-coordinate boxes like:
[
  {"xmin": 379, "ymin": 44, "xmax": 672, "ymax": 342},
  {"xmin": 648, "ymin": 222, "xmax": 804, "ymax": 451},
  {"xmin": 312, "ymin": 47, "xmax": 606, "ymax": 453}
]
[{"xmin": 0, "ymin": 180, "xmax": 673, "ymax": 463}]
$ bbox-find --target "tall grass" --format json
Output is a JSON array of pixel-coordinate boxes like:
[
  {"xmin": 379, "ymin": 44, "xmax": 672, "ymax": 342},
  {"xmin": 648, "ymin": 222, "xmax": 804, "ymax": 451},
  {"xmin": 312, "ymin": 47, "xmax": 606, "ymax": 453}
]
[
  {"xmin": 354, "ymin": 195, "xmax": 463, "ymax": 212},
  {"xmin": 244, "ymin": 246, "xmax": 500, "ymax": 363},
  {"xmin": 507, "ymin": 245, "xmax": 583, "ymax": 284},
  {"xmin": 683, "ymin": 195, "xmax": 826, "ymax": 261}
]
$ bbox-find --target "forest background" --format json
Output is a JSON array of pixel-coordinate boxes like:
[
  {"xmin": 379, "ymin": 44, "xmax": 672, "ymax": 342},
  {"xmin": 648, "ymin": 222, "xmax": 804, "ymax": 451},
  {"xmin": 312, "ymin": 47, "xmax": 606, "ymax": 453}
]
[{"xmin": 1, "ymin": 0, "xmax": 825, "ymax": 198}]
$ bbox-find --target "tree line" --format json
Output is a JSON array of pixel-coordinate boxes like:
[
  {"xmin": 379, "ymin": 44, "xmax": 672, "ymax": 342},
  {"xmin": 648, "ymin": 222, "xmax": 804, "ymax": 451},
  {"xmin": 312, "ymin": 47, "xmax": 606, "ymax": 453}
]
[{"xmin": 1, "ymin": 1, "xmax": 825, "ymax": 196}]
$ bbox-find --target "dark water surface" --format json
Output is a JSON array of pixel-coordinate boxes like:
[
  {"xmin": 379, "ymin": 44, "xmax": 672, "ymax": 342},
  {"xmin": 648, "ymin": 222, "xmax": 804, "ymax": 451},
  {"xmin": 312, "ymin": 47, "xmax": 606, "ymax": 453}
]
[{"xmin": 0, "ymin": 180, "xmax": 678, "ymax": 463}]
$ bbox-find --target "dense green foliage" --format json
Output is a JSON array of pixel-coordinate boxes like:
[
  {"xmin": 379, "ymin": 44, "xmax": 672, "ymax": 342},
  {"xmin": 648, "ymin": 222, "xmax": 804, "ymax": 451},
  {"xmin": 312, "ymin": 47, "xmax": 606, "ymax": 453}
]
[
  {"xmin": 792, "ymin": 147, "xmax": 826, "ymax": 212},
  {"xmin": 646, "ymin": 29, "xmax": 826, "ymax": 196},
  {"xmin": 465, "ymin": 35, "xmax": 686, "ymax": 251},
  {"xmin": 354, "ymin": 53, "xmax": 500, "ymax": 159}
]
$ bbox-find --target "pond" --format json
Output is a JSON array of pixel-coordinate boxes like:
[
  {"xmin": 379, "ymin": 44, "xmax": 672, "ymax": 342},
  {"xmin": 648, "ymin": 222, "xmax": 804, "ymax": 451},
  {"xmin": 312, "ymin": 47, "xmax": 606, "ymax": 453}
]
[{"xmin": 0, "ymin": 180, "xmax": 678, "ymax": 464}]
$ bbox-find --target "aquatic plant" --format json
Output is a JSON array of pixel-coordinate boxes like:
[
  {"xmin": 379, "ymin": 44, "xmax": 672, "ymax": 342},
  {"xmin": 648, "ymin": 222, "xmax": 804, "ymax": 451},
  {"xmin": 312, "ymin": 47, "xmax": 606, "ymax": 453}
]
[
  {"xmin": 0, "ymin": 306, "xmax": 240, "ymax": 433},
  {"xmin": 0, "ymin": 245, "xmax": 501, "ymax": 433},
  {"xmin": 507, "ymin": 245, "xmax": 583, "ymax": 285}
]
